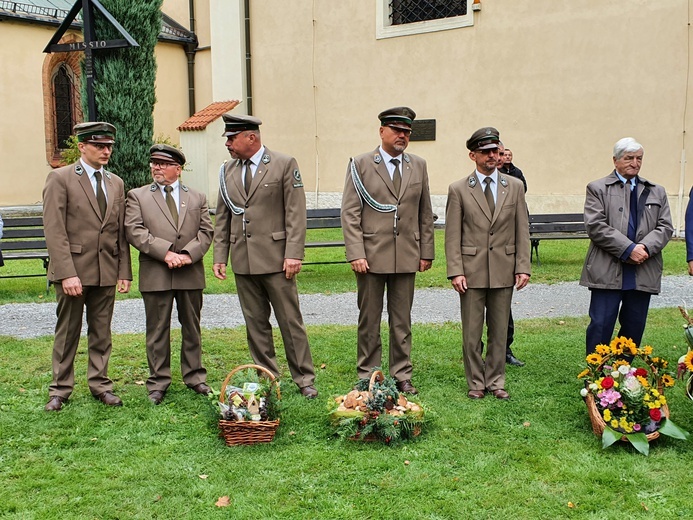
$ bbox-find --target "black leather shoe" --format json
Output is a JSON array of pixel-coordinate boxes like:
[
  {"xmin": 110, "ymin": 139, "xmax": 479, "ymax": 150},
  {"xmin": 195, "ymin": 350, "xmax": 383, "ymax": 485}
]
[
  {"xmin": 45, "ymin": 396, "xmax": 66, "ymax": 411},
  {"xmin": 189, "ymin": 383, "xmax": 212, "ymax": 395},
  {"xmin": 149, "ymin": 390, "xmax": 166, "ymax": 405},
  {"xmin": 396, "ymin": 380, "xmax": 418, "ymax": 395},
  {"xmin": 299, "ymin": 385, "xmax": 318, "ymax": 399},
  {"xmin": 506, "ymin": 354, "xmax": 526, "ymax": 367},
  {"xmin": 95, "ymin": 391, "xmax": 123, "ymax": 407}
]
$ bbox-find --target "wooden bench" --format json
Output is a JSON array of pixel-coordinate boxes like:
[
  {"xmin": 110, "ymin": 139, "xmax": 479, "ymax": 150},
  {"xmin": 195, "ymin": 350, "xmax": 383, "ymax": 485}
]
[
  {"xmin": 305, "ymin": 208, "xmax": 345, "ymax": 265},
  {"xmin": 0, "ymin": 216, "xmax": 51, "ymax": 291},
  {"xmin": 529, "ymin": 213, "xmax": 587, "ymax": 265}
]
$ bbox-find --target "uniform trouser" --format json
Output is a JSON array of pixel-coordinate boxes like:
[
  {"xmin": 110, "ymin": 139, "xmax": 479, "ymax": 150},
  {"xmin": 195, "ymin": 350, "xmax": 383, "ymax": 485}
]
[
  {"xmin": 355, "ymin": 272, "xmax": 416, "ymax": 381},
  {"xmin": 142, "ymin": 289, "xmax": 206, "ymax": 393},
  {"xmin": 460, "ymin": 287, "xmax": 513, "ymax": 392},
  {"xmin": 585, "ymin": 288, "xmax": 652, "ymax": 355},
  {"xmin": 49, "ymin": 284, "xmax": 116, "ymax": 399},
  {"xmin": 235, "ymin": 272, "xmax": 315, "ymax": 388}
]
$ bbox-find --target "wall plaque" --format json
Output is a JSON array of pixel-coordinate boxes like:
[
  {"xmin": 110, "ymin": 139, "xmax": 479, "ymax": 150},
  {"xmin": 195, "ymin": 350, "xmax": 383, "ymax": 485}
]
[{"xmin": 410, "ymin": 119, "xmax": 436, "ymax": 141}]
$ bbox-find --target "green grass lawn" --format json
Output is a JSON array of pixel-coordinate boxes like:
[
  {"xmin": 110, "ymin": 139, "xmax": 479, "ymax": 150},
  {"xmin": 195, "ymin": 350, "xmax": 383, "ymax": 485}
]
[
  {"xmin": 0, "ymin": 232, "xmax": 688, "ymax": 304},
  {"xmin": 1, "ymin": 310, "xmax": 692, "ymax": 519}
]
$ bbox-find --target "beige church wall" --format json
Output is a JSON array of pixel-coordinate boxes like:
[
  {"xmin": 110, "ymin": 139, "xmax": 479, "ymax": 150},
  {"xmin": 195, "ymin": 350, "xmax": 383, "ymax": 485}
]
[
  {"xmin": 247, "ymin": 0, "xmax": 692, "ymax": 229},
  {"xmin": 153, "ymin": 42, "xmax": 190, "ymax": 145},
  {"xmin": 0, "ymin": 22, "xmax": 62, "ymax": 206}
]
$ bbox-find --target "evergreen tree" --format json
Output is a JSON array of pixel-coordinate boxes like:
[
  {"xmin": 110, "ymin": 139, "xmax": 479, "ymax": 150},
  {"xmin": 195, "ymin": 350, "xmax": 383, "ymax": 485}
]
[{"xmin": 87, "ymin": 0, "xmax": 162, "ymax": 192}]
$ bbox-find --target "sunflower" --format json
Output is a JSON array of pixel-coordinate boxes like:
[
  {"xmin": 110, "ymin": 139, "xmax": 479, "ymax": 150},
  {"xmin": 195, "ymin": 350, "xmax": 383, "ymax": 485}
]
[
  {"xmin": 586, "ymin": 353, "xmax": 603, "ymax": 366},
  {"xmin": 661, "ymin": 374, "xmax": 675, "ymax": 388},
  {"xmin": 610, "ymin": 338, "xmax": 624, "ymax": 355},
  {"xmin": 595, "ymin": 344, "xmax": 610, "ymax": 355},
  {"xmin": 623, "ymin": 338, "xmax": 638, "ymax": 355},
  {"xmin": 685, "ymin": 350, "xmax": 693, "ymax": 372},
  {"xmin": 642, "ymin": 345, "xmax": 653, "ymax": 355}
]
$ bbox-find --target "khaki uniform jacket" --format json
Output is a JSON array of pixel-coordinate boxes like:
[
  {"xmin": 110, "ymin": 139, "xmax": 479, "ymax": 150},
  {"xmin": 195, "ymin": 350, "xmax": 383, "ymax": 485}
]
[
  {"xmin": 341, "ymin": 148, "xmax": 435, "ymax": 273},
  {"xmin": 214, "ymin": 148, "xmax": 306, "ymax": 274},
  {"xmin": 43, "ymin": 162, "xmax": 131, "ymax": 285},
  {"xmin": 445, "ymin": 173, "xmax": 530, "ymax": 288},
  {"xmin": 579, "ymin": 171, "xmax": 673, "ymax": 294},
  {"xmin": 125, "ymin": 183, "xmax": 213, "ymax": 292}
]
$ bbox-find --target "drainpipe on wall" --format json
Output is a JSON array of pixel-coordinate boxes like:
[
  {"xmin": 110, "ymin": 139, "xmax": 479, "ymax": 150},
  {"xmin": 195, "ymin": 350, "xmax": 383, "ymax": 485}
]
[
  {"xmin": 244, "ymin": 0, "xmax": 253, "ymax": 115},
  {"xmin": 186, "ymin": 0, "xmax": 197, "ymax": 117}
]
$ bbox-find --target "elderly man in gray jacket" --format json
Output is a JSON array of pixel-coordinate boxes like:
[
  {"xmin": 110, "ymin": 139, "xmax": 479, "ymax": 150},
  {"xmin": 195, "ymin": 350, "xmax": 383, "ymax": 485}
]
[{"xmin": 580, "ymin": 137, "xmax": 673, "ymax": 355}]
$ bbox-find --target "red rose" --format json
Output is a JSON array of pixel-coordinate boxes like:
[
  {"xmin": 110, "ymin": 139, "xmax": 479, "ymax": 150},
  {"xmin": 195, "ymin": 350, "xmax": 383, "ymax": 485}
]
[
  {"xmin": 635, "ymin": 368, "xmax": 648, "ymax": 378},
  {"xmin": 649, "ymin": 409, "xmax": 662, "ymax": 422},
  {"xmin": 601, "ymin": 376, "xmax": 615, "ymax": 389}
]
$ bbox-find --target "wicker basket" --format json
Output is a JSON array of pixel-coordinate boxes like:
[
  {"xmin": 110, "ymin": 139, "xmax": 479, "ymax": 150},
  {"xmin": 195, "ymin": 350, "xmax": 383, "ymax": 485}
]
[
  {"xmin": 218, "ymin": 364, "xmax": 281, "ymax": 446},
  {"xmin": 583, "ymin": 354, "xmax": 669, "ymax": 442}
]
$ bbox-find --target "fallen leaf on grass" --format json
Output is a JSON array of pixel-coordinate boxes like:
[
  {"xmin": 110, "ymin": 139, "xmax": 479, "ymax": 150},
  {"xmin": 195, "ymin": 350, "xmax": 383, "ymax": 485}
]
[
  {"xmin": 641, "ymin": 503, "xmax": 649, "ymax": 511},
  {"xmin": 289, "ymin": 431, "xmax": 296, "ymax": 435},
  {"xmin": 523, "ymin": 421, "xmax": 531, "ymax": 427},
  {"xmin": 90, "ymin": 438, "xmax": 98, "ymax": 441},
  {"xmin": 404, "ymin": 460, "xmax": 410, "ymax": 466},
  {"xmin": 215, "ymin": 496, "xmax": 231, "ymax": 507},
  {"xmin": 199, "ymin": 474, "xmax": 208, "ymax": 480},
  {"xmin": 558, "ymin": 320, "xmax": 566, "ymax": 325},
  {"xmin": 154, "ymin": 495, "xmax": 162, "ymax": 502},
  {"xmin": 320, "ymin": 363, "xmax": 327, "ymax": 369},
  {"xmin": 135, "ymin": 380, "xmax": 145, "ymax": 386},
  {"xmin": 567, "ymin": 502, "xmax": 575, "ymax": 509},
  {"xmin": 19, "ymin": 388, "xmax": 25, "ymax": 393}
]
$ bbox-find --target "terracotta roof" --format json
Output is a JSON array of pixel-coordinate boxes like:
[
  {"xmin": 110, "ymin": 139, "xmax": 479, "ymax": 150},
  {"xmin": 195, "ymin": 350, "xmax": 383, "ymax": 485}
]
[{"xmin": 178, "ymin": 100, "xmax": 241, "ymax": 132}]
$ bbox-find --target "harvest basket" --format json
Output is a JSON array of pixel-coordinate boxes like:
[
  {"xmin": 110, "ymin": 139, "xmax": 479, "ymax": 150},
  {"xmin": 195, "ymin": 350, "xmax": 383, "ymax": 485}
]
[
  {"xmin": 218, "ymin": 364, "xmax": 281, "ymax": 446},
  {"xmin": 583, "ymin": 354, "xmax": 668, "ymax": 442},
  {"xmin": 329, "ymin": 369, "xmax": 424, "ymax": 443}
]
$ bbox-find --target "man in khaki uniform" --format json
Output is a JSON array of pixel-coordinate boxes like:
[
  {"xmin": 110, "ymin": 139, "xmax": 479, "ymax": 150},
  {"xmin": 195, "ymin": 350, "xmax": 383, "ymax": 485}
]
[
  {"xmin": 213, "ymin": 114, "xmax": 318, "ymax": 398},
  {"xmin": 43, "ymin": 122, "xmax": 132, "ymax": 411},
  {"xmin": 125, "ymin": 145, "xmax": 214, "ymax": 405},
  {"xmin": 445, "ymin": 127, "xmax": 530, "ymax": 400},
  {"xmin": 341, "ymin": 107, "xmax": 435, "ymax": 395}
]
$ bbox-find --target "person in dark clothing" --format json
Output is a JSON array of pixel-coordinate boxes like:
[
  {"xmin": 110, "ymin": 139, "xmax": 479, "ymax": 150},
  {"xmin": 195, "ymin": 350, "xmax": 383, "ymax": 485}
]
[{"xmin": 497, "ymin": 143, "xmax": 526, "ymax": 367}]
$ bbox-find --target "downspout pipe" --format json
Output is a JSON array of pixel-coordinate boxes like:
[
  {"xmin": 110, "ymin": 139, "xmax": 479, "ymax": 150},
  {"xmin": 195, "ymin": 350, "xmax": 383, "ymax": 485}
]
[
  {"xmin": 244, "ymin": 0, "xmax": 253, "ymax": 115},
  {"xmin": 186, "ymin": 0, "xmax": 197, "ymax": 116}
]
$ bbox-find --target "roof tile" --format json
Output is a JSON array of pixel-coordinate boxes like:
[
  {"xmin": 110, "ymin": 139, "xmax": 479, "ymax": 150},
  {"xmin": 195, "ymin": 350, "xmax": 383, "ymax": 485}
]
[{"xmin": 178, "ymin": 100, "xmax": 240, "ymax": 131}]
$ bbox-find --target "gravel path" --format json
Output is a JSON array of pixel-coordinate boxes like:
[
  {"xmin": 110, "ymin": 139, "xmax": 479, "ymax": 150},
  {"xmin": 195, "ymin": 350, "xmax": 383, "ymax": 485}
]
[{"xmin": 0, "ymin": 276, "xmax": 691, "ymax": 339}]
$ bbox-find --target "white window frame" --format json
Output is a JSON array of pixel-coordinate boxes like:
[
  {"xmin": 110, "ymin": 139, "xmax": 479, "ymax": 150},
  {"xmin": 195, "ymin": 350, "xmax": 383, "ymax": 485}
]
[{"xmin": 376, "ymin": 0, "xmax": 474, "ymax": 40}]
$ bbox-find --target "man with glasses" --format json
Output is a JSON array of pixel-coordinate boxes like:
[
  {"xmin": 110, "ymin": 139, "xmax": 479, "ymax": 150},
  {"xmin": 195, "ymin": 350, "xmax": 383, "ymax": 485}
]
[
  {"xmin": 341, "ymin": 107, "xmax": 435, "ymax": 394},
  {"xmin": 42, "ymin": 122, "xmax": 132, "ymax": 411},
  {"xmin": 125, "ymin": 144, "xmax": 214, "ymax": 405},
  {"xmin": 213, "ymin": 114, "xmax": 318, "ymax": 399},
  {"xmin": 445, "ymin": 127, "xmax": 530, "ymax": 400}
]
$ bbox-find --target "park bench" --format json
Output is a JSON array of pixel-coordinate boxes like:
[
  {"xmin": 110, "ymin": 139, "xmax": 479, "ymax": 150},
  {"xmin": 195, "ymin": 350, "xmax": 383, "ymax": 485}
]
[
  {"xmin": 529, "ymin": 213, "xmax": 588, "ymax": 265},
  {"xmin": 0, "ymin": 216, "xmax": 50, "ymax": 291},
  {"xmin": 305, "ymin": 208, "xmax": 345, "ymax": 265}
]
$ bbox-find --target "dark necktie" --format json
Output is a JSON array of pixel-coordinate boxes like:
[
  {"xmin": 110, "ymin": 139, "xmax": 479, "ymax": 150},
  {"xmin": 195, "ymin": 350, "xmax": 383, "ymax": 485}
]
[
  {"xmin": 484, "ymin": 177, "xmax": 495, "ymax": 215},
  {"xmin": 94, "ymin": 170, "xmax": 106, "ymax": 218},
  {"xmin": 244, "ymin": 160, "xmax": 253, "ymax": 195},
  {"xmin": 627, "ymin": 181, "xmax": 638, "ymax": 241},
  {"xmin": 391, "ymin": 158, "xmax": 401, "ymax": 196},
  {"xmin": 164, "ymin": 185, "xmax": 178, "ymax": 226}
]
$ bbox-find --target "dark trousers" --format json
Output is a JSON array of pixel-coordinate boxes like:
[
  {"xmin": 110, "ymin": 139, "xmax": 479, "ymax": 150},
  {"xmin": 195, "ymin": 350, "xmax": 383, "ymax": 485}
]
[{"xmin": 585, "ymin": 288, "xmax": 652, "ymax": 355}]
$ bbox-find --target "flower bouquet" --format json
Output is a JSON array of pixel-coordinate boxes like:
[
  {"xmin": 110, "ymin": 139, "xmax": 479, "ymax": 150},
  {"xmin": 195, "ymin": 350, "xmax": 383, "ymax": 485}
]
[
  {"xmin": 578, "ymin": 337, "xmax": 689, "ymax": 455},
  {"xmin": 677, "ymin": 306, "xmax": 693, "ymax": 400},
  {"xmin": 328, "ymin": 368, "xmax": 425, "ymax": 444}
]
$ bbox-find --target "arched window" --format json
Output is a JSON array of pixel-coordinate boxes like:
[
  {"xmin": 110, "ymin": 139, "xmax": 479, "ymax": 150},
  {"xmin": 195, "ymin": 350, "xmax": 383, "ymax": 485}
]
[
  {"xmin": 53, "ymin": 65, "xmax": 76, "ymax": 150},
  {"xmin": 42, "ymin": 35, "xmax": 83, "ymax": 167}
]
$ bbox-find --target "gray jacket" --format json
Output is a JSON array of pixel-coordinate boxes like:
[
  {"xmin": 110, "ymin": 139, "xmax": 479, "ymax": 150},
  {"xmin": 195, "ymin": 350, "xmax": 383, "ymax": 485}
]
[{"xmin": 579, "ymin": 171, "xmax": 673, "ymax": 294}]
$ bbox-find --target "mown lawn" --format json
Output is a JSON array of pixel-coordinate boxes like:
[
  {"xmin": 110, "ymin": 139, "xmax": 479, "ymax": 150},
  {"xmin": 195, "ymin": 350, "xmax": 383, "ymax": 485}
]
[{"xmin": 1, "ymin": 309, "xmax": 692, "ymax": 519}]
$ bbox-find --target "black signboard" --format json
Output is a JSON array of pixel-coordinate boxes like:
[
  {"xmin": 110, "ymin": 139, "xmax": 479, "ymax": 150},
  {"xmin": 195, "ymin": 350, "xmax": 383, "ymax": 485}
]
[{"xmin": 410, "ymin": 119, "xmax": 436, "ymax": 142}]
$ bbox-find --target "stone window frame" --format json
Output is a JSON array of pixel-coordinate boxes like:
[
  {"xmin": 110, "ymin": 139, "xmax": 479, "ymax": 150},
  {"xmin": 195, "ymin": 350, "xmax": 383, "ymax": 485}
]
[
  {"xmin": 376, "ymin": 0, "xmax": 474, "ymax": 39},
  {"xmin": 42, "ymin": 35, "xmax": 83, "ymax": 168}
]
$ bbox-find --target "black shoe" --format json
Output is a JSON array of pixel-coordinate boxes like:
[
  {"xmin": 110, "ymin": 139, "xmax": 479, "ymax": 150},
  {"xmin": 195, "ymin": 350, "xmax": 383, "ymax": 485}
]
[{"xmin": 506, "ymin": 354, "xmax": 525, "ymax": 367}]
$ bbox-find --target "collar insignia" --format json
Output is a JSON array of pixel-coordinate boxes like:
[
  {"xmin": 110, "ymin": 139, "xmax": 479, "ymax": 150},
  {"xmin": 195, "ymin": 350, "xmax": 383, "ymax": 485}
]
[
  {"xmin": 181, "ymin": 184, "xmax": 189, "ymax": 192},
  {"xmin": 75, "ymin": 165, "xmax": 84, "ymax": 176},
  {"xmin": 403, "ymin": 153, "xmax": 411, "ymax": 163},
  {"xmin": 105, "ymin": 171, "xmax": 111, "ymax": 180},
  {"xmin": 499, "ymin": 176, "xmax": 508, "ymax": 187},
  {"xmin": 374, "ymin": 154, "xmax": 382, "ymax": 164},
  {"xmin": 262, "ymin": 154, "xmax": 271, "ymax": 164},
  {"xmin": 468, "ymin": 176, "xmax": 477, "ymax": 188},
  {"xmin": 150, "ymin": 184, "xmax": 157, "ymax": 192}
]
